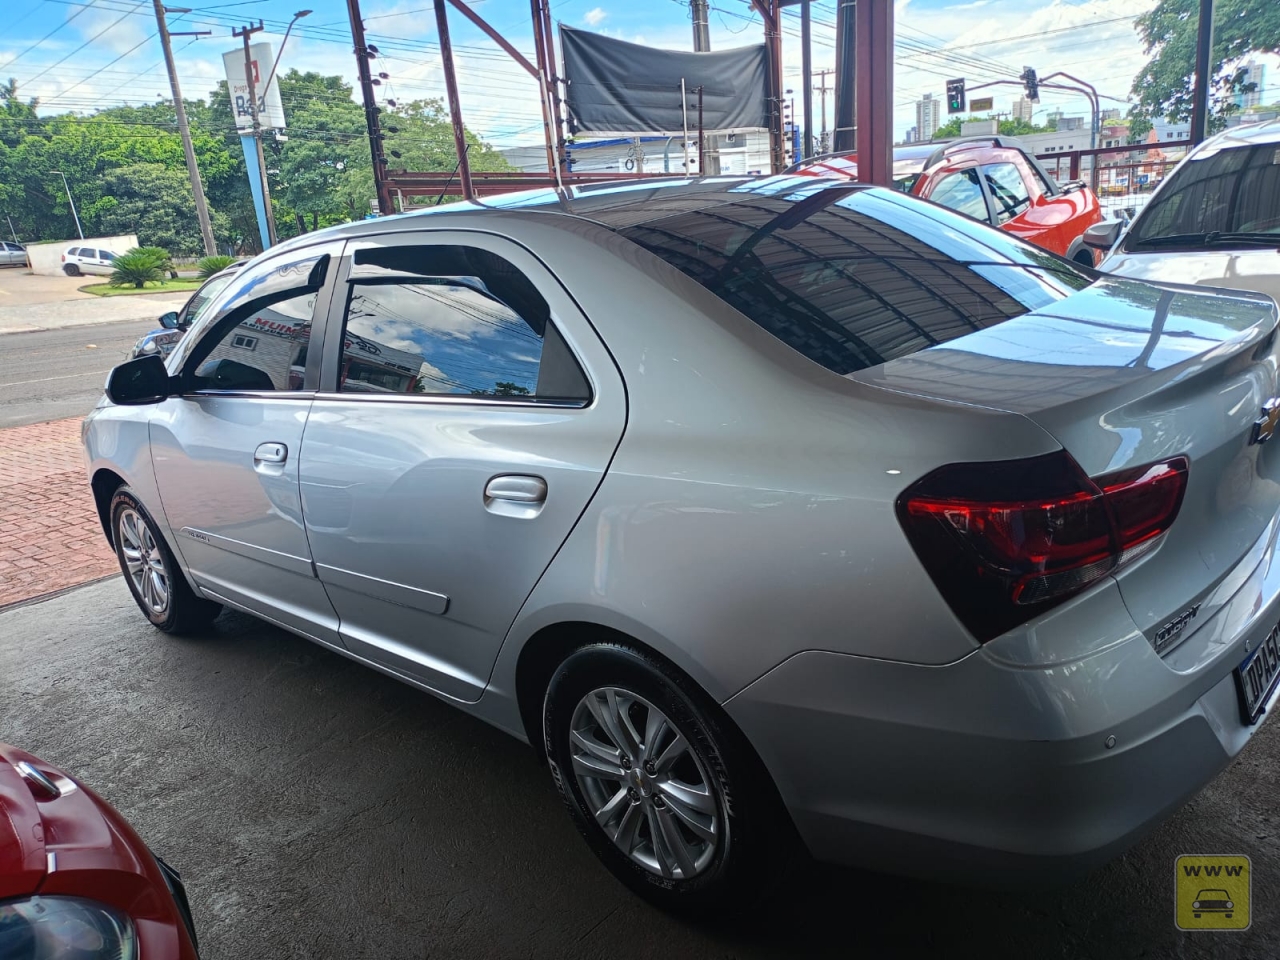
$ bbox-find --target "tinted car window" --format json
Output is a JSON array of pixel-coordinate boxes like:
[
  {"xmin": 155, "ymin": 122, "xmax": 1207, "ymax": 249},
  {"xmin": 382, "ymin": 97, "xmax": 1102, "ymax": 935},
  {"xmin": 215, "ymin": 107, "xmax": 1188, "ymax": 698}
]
[
  {"xmin": 100, "ymin": 250, "xmax": 117, "ymax": 261},
  {"xmin": 928, "ymin": 169, "xmax": 989, "ymax": 221},
  {"xmin": 337, "ymin": 245, "xmax": 589, "ymax": 400},
  {"xmin": 190, "ymin": 290, "xmax": 317, "ymax": 392},
  {"xmin": 180, "ymin": 272, "xmax": 238, "ymax": 327},
  {"xmin": 618, "ymin": 186, "xmax": 1091, "ymax": 377},
  {"xmin": 1128, "ymin": 143, "xmax": 1280, "ymax": 244},
  {"xmin": 983, "ymin": 163, "xmax": 1032, "ymax": 223}
]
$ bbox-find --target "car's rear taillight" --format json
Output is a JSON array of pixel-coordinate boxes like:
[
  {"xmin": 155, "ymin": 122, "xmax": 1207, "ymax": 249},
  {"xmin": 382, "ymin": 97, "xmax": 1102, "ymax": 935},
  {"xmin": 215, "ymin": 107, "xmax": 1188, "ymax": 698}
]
[{"xmin": 898, "ymin": 451, "xmax": 1188, "ymax": 642}]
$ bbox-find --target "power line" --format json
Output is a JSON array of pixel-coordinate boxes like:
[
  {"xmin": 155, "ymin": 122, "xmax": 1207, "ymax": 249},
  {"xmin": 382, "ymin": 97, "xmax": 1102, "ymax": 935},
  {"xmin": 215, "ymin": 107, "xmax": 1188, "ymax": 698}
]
[{"xmin": 0, "ymin": 0, "xmax": 101, "ymax": 73}]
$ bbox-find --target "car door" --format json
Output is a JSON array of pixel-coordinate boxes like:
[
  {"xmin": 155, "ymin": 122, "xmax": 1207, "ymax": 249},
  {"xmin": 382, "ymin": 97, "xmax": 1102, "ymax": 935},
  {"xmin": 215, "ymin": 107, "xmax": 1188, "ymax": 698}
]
[
  {"xmin": 982, "ymin": 159, "xmax": 1065, "ymax": 253},
  {"xmin": 149, "ymin": 242, "xmax": 344, "ymax": 645},
  {"xmin": 94, "ymin": 249, "xmax": 118, "ymax": 276},
  {"xmin": 298, "ymin": 231, "xmax": 627, "ymax": 702}
]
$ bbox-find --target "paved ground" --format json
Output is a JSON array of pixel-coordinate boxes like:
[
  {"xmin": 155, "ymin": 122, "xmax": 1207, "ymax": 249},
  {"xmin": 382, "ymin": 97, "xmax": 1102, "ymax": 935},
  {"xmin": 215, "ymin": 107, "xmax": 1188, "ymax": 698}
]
[
  {"xmin": 0, "ymin": 267, "xmax": 93, "ymax": 306},
  {"xmin": 2, "ymin": 579, "xmax": 1277, "ymax": 959},
  {"xmin": 0, "ymin": 267, "xmax": 186, "ymax": 334},
  {"xmin": 0, "ymin": 417, "xmax": 117, "ymax": 607},
  {"xmin": 0, "ymin": 318, "xmax": 152, "ymax": 427}
]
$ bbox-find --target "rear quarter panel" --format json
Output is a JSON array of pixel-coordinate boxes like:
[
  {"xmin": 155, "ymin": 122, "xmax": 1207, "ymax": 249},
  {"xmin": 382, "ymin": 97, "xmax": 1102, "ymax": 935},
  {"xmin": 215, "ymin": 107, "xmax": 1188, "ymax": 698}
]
[{"xmin": 479, "ymin": 216, "xmax": 1067, "ymax": 710}]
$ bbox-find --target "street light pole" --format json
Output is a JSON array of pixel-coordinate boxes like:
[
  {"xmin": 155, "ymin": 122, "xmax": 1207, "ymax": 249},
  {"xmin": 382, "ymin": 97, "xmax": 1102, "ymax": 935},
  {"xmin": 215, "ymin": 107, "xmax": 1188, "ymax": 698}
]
[
  {"xmin": 50, "ymin": 171, "xmax": 83, "ymax": 240},
  {"xmin": 153, "ymin": 2, "xmax": 216, "ymax": 257}
]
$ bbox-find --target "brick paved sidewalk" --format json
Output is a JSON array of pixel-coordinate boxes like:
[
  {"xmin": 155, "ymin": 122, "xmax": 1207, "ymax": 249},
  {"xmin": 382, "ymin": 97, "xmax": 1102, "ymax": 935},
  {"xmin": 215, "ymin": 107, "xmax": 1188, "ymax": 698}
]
[{"xmin": 0, "ymin": 417, "xmax": 118, "ymax": 607}]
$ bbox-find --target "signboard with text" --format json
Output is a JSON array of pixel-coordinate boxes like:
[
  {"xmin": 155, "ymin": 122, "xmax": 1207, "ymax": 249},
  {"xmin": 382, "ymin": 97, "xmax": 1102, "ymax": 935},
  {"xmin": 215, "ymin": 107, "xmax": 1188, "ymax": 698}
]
[
  {"xmin": 222, "ymin": 42, "xmax": 286, "ymax": 131},
  {"xmin": 969, "ymin": 96, "xmax": 994, "ymax": 113}
]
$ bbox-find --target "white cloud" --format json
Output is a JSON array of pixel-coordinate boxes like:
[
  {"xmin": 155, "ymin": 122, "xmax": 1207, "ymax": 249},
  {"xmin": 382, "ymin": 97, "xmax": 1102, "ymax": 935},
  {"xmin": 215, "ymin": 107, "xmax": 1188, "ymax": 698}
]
[
  {"xmin": 584, "ymin": 7, "xmax": 608, "ymax": 27},
  {"xmin": 946, "ymin": 0, "xmax": 991, "ymax": 9}
]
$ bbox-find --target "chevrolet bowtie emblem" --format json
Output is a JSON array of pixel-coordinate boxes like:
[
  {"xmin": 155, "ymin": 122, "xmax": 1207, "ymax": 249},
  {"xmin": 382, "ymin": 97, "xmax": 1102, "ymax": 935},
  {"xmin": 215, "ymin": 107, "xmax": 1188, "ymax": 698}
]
[{"xmin": 1252, "ymin": 399, "xmax": 1280, "ymax": 445}]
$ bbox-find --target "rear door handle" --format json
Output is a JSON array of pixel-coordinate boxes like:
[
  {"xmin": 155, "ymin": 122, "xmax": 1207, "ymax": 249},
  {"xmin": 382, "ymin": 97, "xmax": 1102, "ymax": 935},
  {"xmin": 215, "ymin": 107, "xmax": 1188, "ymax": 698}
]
[
  {"xmin": 254, "ymin": 442, "xmax": 288, "ymax": 464},
  {"xmin": 485, "ymin": 475, "xmax": 547, "ymax": 503}
]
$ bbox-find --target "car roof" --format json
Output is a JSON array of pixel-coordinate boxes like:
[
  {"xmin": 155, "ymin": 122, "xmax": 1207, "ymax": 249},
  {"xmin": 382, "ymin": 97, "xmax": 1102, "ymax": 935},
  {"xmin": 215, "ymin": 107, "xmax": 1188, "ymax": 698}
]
[
  {"xmin": 1195, "ymin": 117, "xmax": 1280, "ymax": 156},
  {"xmin": 265, "ymin": 174, "xmax": 879, "ymax": 253}
]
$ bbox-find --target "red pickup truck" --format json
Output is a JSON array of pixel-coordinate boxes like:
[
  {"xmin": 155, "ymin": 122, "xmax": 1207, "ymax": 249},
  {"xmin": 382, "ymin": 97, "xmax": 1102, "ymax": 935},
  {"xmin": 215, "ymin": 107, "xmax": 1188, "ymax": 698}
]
[{"xmin": 792, "ymin": 136, "xmax": 1103, "ymax": 266}]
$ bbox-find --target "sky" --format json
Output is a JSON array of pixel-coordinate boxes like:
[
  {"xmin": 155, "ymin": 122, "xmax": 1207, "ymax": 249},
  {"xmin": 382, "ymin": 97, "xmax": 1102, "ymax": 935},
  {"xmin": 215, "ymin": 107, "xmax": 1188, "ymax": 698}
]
[{"xmin": 2, "ymin": 0, "xmax": 1279, "ymax": 150}]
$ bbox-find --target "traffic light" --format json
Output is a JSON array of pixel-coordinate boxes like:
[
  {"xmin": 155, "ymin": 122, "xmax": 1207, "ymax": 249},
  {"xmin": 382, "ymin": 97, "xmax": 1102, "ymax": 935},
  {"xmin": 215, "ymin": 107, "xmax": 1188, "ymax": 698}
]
[
  {"xmin": 946, "ymin": 78, "xmax": 966, "ymax": 114},
  {"xmin": 1021, "ymin": 67, "xmax": 1039, "ymax": 103}
]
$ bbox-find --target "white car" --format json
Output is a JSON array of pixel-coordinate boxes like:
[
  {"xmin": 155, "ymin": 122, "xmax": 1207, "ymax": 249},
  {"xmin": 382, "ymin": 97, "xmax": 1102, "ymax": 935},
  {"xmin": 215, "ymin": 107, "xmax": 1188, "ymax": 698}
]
[
  {"xmin": 1084, "ymin": 118, "xmax": 1280, "ymax": 301},
  {"xmin": 62, "ymin": 245, "xmax": 120, "ymax": 277}
]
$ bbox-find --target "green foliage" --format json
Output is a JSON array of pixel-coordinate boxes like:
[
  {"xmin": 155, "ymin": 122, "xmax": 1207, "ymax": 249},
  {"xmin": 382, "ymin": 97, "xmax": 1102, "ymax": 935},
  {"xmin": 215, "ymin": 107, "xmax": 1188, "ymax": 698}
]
[
  {"xmin": 930, "ymin": 115, "xmax": 1052, "ymax": 141},
  {"xmin": 109, "ymin": 248, "xmax": 169, "ymax": 289},
  {"xmin": 1131, "ymin": 0, "xmax": 1280, "ymax": 133},
  {"xmin": 197, "ymin": 254, "xmax": 238, "ymax": 278},
  {"xmin": 0, "ymin": 70, "xmax": 510, "ymax": 249}
]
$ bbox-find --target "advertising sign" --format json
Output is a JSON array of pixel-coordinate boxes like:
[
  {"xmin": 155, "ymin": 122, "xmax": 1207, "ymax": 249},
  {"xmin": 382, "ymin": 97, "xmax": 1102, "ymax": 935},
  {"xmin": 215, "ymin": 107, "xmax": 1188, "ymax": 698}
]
[
  {"xmin": 969, "ymin": 96, "xmax": 994, "ymax": 113},
  {"xmin": 222, "ymin": 42, "xmax": 286, "ymax": 131}
]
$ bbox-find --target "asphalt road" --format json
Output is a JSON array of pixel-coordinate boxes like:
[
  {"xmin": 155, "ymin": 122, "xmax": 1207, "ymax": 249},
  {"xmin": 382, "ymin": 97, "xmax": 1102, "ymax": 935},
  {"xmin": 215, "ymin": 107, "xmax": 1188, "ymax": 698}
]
[
  {"xmin": 0, "ymin": 318, "xmax": 151, "ymax": 427},
  {"xmin": 3, "ymin": 579, "xmax": 1278, "ymax": 959}
]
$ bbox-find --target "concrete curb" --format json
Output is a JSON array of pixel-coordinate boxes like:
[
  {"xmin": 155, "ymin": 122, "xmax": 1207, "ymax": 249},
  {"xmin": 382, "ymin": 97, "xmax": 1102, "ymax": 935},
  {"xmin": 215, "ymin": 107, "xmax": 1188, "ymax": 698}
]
[{"xmin": 0, "ymin": 573, "xmax": 120, "ymax": 614}]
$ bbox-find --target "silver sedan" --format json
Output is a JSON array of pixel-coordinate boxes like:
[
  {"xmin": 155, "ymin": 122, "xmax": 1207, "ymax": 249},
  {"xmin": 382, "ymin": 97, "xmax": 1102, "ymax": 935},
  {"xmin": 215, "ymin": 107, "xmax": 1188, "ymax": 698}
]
[{"xmin": 83, "ymin": 175, "xmax": 1280, "ymax": 911}]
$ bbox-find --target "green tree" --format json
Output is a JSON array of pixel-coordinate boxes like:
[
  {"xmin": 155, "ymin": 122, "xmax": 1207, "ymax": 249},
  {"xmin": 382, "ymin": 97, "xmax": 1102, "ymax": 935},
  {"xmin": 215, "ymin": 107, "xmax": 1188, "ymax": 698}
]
[
  {"xmin": 1130, "ymin": 0, "xmax": 1280, "ymax": 133},
  {"xmin": 86, "ymin": 164, "xmax": 228, "ymax": 255},
  {"xmin": 929, "ymin": 114, "xmax": 1051, "ymax": 141}
]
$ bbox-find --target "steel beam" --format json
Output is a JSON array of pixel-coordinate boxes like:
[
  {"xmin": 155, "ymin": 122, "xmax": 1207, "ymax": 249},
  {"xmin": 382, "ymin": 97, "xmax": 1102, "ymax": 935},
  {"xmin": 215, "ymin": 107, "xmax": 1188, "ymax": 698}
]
[
  {"xmin": 1190, "ymin": 0, "xmax": 1215, "ymax": 144},
  {"xmin": 433, "ymin": 0, "xmax": 474, "ymax": 200},
  {"xmin": 853, "ymin": 0, "xmax": 892, "ymax": 185}
]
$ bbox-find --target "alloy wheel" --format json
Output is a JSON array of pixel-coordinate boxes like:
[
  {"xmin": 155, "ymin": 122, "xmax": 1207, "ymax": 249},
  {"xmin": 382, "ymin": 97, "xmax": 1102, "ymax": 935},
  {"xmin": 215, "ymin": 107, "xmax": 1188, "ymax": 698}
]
[
  {"xmin": 118, "ymin": 507, "xmax": 169, "ymax": 616},
  {"xmin": 568, "ymin": 686, "xmax": 719, "ymax": 880}
]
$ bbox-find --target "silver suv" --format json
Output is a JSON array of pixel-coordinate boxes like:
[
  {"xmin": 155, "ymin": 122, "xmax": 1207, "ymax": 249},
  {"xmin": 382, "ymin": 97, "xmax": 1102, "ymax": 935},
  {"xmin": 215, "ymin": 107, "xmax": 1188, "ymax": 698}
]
[{"xmin": 85, "ymin": 177, "xmax": 1280, "ymax": 910}]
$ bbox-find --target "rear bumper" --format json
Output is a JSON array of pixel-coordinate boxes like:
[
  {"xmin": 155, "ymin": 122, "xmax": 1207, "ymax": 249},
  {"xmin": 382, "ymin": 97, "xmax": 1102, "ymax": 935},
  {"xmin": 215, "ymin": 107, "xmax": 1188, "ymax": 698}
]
[{"xmin": 725, "ymin": 570, "xmax": 1280, "ymax": 884}]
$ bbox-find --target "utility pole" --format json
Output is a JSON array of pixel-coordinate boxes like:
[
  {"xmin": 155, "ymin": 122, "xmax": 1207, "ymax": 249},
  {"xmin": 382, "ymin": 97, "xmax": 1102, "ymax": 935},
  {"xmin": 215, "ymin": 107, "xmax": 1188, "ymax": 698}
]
[
  {"xmin": 801, "ymin": 0, "xmax": 813, "ymax": 160},
  {"xmin": 153, "ymin": 2, "xmax": 215, "ymax": 257},
  {"xmin": 815, "ymin": 69, "xmax": 832, "ymax": 154},
  {"xmin": 233, "ymin": 20, "xmax": 278, "ymax": 246},
  {"xmin": 690, "ymin": 0, "xmax": 710, "ymax": 52},
  {"xmin": 50, "ymin": 171, "xmax": 83, "ymax": 239},
  {"xmin": 347, "ymin": 0, "xmax": 396, "ymax": 216}
]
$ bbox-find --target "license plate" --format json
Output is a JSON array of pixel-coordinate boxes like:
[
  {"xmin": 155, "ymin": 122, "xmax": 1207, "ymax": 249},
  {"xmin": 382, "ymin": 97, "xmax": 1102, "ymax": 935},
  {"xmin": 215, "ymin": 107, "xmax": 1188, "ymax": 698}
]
[{"xmin": 1237, "ymin": 622, "xmax": 1280, "ymax": 723}]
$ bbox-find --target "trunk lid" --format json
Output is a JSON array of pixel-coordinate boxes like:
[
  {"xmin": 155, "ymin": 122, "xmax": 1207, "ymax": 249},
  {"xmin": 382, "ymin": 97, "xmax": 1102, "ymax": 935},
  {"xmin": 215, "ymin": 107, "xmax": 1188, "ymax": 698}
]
[{"xmin": 854, "ymin": 275, "xmax": 1280, "ymax": 644}]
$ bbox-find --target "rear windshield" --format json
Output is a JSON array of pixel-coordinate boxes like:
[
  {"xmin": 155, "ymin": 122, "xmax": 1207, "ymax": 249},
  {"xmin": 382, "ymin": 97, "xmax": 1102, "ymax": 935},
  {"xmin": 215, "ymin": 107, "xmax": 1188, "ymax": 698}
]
[
  {"xmin": 1128, "ymin": 142, "xmax": 1280, "ymax": 244},
  {"xmin": 617, "ymin": 185, "xmax": 1091, "ymax": 376}
]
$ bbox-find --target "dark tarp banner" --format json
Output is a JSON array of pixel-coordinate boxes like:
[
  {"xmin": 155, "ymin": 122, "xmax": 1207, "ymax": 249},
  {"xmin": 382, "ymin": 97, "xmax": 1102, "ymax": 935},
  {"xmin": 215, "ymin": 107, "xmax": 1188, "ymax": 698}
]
[{"xmin": 561, "ymin": 27, "xmax": 768, "ymax": 134}]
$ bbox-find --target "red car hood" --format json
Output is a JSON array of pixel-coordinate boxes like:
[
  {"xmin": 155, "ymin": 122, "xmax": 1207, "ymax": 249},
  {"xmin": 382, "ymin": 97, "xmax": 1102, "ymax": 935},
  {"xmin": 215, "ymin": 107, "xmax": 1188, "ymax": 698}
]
[{"xmin": 0, "ymin": 745, "xmax": 49, "ymax": 898}]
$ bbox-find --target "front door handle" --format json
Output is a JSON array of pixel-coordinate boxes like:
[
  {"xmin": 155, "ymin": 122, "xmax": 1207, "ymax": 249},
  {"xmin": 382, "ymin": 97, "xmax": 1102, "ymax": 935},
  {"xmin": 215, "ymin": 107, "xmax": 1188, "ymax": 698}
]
[
  {"xmin": 254, "ymin": 442, "xmax": 288, "ymax": 464},
  {"xmin": 485, "ymin": 475, "xmax": 547, "ymax": 504}
]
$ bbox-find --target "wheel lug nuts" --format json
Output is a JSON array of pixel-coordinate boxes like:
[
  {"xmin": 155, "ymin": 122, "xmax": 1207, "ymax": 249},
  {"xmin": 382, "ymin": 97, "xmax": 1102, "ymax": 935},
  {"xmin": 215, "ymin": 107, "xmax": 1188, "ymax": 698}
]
[
  {"xmin": 627, "ymin": 788, "xmax": 639, "ymax": 802},
  {"xmin": 621, "ymin": 756, "xmax": 631, "ymax": 769},
  {"xmin": 644, "ymin": 760, "xmax": 656, "ymax": 774},
  {"xmin": 653, "ymin": 795, "xmax": 665, "ymax": 808}
]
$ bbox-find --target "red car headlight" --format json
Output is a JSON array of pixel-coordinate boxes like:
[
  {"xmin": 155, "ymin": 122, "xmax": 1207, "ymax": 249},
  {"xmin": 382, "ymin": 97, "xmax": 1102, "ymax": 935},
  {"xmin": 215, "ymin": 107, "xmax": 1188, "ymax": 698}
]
[{"xmin": 0, "ymin": 896, "xmax": 137, "ymax": 959}]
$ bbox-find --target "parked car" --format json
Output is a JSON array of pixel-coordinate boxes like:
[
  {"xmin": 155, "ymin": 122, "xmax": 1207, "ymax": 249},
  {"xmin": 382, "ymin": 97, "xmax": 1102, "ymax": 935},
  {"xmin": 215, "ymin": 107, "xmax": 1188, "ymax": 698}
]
[
  {"xmin": 1085, "ymin": 118, "xmax": 1280, "ymax": 301},
  {"xmin": 0, "ymin": 241, "xmax": 26, "ymax": 267},
  {"xmin": 0, "ymin": 743, "xmax": 198, "ymax": 958},
  {"xmin": 792, "ymin": 136, "xmax": 1103, "ymax": 265},
  {"xmin": 61, "ymin": 245, "xmax": 119, "ymax": 277},
  {"xmin": 85, "ymin": 176, "xmax": 1280, "ymax": 911},
  {"xmin": 130, "ymin": 262, "xmax": 246, "ymax": 359}
]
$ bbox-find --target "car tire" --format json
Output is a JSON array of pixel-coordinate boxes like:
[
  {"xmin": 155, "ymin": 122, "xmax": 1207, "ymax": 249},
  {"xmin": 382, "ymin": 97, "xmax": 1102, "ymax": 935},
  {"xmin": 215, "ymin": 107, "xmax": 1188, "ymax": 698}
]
[
  {"xmin": 64, "ymin": 263, "xmax": 80, "ymax": 277},
  {"xmin": 543, "ymin": 642, "xmax": 797, "ymax": 914},
  {"xmin": 110, "ymin": 487, "xmax": 221, "ymax": 634}
]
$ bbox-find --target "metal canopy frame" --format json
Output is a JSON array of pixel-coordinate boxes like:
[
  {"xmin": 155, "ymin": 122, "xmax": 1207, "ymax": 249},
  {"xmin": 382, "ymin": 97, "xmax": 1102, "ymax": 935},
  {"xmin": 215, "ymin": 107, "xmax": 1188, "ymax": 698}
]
[{"xmin": 382, "ymin": 0, "xmax": 897, "ymax": 201}]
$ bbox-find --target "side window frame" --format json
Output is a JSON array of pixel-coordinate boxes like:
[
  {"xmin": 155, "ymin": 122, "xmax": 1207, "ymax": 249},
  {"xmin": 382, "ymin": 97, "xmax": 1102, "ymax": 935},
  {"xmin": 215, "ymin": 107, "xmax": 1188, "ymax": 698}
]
[
  {"xmin": 175, "ymin": 242, "xmax": 343, "ymax": 398},
  {"xmin": 925, "ymin": 165, "xmax": 997, "ymax": 226},
  {"xmin": 982, "ymin": 163, "xmax": 1033, "ymax": 224},
  {"xmin": 318, "ymin": 230, "xmax": 597, "ymax": 408}
]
